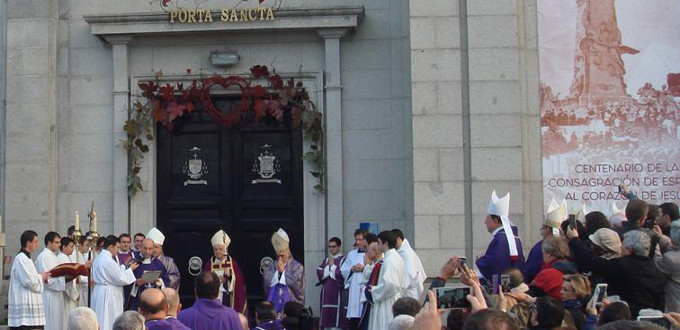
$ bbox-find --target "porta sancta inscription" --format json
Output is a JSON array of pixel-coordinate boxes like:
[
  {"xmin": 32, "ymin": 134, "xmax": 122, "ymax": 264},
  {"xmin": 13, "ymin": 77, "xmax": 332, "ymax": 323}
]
[{"xmin": 168, "ymin": 7, "xmax": 275, "ymax": 23}]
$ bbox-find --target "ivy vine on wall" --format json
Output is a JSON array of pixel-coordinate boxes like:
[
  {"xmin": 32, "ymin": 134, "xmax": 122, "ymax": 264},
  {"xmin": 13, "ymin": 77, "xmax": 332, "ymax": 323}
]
[{"xmin": 121, "ymin": 65, "xmax": 324, "ymax": 195}]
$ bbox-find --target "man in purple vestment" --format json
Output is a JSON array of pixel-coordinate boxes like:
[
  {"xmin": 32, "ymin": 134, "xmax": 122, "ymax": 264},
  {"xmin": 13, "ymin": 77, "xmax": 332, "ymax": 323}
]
[
  {"xmin": 162, "ymin": 288, "xmax": 191, "ymax": 330},
  {"xmin": 117, "ymin": 234, "xmax": 136, "ymax": 266},
  {"xmin": 262, "ymin": 228, "xmax": 305, "ymax": 314},
  {"xmin": 317, "ymin": 237, "xmax": 345, "ymax": 329},
  {"xmin": 139, "ymin": 288, "xmax": 173, "ymax": 330},
  {"xmin": 204, "ymin": 229, "xmax": 248, "ymax": 314},
  {"xmin": 147, "ymin": 227, "xmax": 181, "ymax": 290},
  {"xmin": 178, "ymin": 271, "xmax": 243, "ymax": 330},
  {"xmin": 252, "ymin": 301, "xmax": 284, "ymax": 330},
  {"xmin": 128, "ymin": 238, "xmax": 170, "ymax": 311}
]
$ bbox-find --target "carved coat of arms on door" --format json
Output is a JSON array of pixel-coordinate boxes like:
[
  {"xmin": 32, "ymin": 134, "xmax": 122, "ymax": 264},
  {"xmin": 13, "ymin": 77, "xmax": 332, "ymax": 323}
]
[
  {"xmin": 252, "ymin": 144, "xmax": 282, "ymax": 184},
  {"xmin": 182, "ymin": 147, "xmax": 208, "ymax": 186}
]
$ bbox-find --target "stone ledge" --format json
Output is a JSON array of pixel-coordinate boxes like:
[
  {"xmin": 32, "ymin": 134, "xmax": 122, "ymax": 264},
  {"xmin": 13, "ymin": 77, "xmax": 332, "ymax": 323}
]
[{"xmin": 84, "ymin": 6, "xmax": 365, "ymax": 37}]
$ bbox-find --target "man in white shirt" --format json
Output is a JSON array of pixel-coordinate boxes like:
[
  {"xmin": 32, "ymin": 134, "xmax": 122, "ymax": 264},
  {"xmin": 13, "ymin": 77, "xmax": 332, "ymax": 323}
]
[
  {"xmin": 8, "ymin": 230, "xmax": 50, "ymax": 328},
  {"xmin": 91, "ymin": 235, "xmax": 139, "ymax": 330},
  {"xmin": 36, "ymin": 231, "xmax": 67, "ymax": 330},
  {"xmin": 340, "ymin": 229, "xmax": 368, "ymax": 330},
  {"xmin": 391, "ymin": 229, "xmax": 427, "ymax": 300}
]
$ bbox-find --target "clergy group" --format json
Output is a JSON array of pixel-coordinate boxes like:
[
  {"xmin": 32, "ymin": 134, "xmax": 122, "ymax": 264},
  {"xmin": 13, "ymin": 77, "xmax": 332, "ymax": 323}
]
[{"xmin": 8, "ymin": 190, "xmax": 541, "ymax": 330}]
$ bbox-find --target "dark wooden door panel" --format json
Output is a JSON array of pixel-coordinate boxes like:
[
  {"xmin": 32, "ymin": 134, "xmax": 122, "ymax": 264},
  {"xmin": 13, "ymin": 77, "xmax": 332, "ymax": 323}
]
[{"xmin": 156, "ymin": 96, "xmax": 304, "ymax": 311}]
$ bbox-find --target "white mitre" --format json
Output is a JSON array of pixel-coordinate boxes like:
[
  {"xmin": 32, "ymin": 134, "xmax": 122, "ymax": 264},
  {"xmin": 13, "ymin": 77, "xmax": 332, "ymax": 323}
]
[
  {"xmin": 488, "ymin": 190, "xmax": 510, "ymax": 218},
  {"xmin": 147, "ymin": 227, "xmax": 165, "ymax": 245},
  {"xmin": 546, "ymin": 199, "xmax": 567, "ymax": 235},
  {"xmin": 487, "ymin": 190, "xmax": 518, "ymax": 258},
  {"xmin": 575, "ymin": 204, "xmax": 589, "ymax": 223},
  {"xmin": 271, "ymin": 228, "xmax": 290, "ymax": 255},
  {"xmin": 211, "ymin": 230, "xmax": 231, "ymax": 249}
]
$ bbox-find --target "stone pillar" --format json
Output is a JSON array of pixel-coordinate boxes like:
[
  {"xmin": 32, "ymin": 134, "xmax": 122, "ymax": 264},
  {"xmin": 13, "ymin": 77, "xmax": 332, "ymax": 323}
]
[
  {"xmin": 317, "ymin": 28, "xmax": 349, "ymax": 241},
  {"xmin": 104, "ymin": 35, "xmax": 133, "ymax": 236}
]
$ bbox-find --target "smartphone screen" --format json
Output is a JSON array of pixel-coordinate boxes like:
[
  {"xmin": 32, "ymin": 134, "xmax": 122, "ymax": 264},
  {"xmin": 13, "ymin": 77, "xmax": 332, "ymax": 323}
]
[
  {"xmin": 501, "ymin": 275, "xmax": 511, "ymax": 292},
  {"xmin": 594, "ymin": 284, "xmax": 607, "ymax": 304},
  {"xmin": 637, "ymin": 316, "xmax": 671, "ymax": 329},
  {"xmin": 436, "ymin": 287, "xmax": 471, "ymax": 309}
]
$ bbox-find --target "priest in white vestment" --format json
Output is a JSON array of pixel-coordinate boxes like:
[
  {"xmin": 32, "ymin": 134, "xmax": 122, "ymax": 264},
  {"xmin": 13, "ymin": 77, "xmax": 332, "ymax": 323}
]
[
  {"xmin": 367, "ymin": 231, "xmax": 404, "ymax": 330},
  {"xmin": 340, "ymin": 229, "xmax": 368, "ymax": 328},
  {"xmin": 92, "ymin": 235, "xmax": 139, "ymax": 330},
  {"xmin": 392, "ymin": 229, "xmax": 427, "ymax": 300},
  {"xmin": 36, "ymin": 232, "xmax": 67, "ymax": 330},
  {"xmin": 8, "ymin": 230, "xmax": 49, "ymax": 328},
  {"xmin": 58, "ymin": 237, "xmax": 80, "ymax": 330}
]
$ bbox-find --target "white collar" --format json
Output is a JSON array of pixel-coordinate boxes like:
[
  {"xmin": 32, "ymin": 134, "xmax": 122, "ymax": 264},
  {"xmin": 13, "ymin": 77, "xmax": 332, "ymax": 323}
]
[{"xmin": 491, "ymin": 226, "xmax": 503, "ymax": 236}]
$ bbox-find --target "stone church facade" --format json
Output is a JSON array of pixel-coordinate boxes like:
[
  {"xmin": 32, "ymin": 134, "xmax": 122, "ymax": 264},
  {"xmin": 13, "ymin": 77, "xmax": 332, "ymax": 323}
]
[{"xmin": 0, "ymin": 0, "xmax": 544, "ymax": 313}]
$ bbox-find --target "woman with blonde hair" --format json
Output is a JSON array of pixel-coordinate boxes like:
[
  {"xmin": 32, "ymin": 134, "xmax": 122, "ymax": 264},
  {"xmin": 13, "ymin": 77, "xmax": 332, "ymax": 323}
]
[{"xmin": 561, "ymin": 274, "xmax": 591, "ymax": 329}]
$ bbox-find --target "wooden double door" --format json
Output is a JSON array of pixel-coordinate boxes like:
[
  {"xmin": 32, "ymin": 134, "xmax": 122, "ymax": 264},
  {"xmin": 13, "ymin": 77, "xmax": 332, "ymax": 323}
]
[{"xmin": 156, "ymin": 97, "xmax": 304, "ymax": 310}]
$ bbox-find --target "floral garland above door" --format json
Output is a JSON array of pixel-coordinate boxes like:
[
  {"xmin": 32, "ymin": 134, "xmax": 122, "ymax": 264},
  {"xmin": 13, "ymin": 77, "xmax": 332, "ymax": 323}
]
[{"xmin": 121, "ymin": 65, "xmax": 324, "ymax": 195}]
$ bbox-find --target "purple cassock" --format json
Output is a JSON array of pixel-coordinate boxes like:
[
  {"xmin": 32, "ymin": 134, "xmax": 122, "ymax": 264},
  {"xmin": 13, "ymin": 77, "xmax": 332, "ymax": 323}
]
[
  {"xmin": 252, "ymin": 319, "xmax": 284, "ymax": 330},
  {"xmin": 475, "ymin": 226, "xmax": 525, "ymax": 282},
  {"xmin": 117, "ymin": 250, "xmax": 136, "ymax": 266},
  {"xmin": 316, "ymin": 254, "xmax": 347, "ymax": 329},
  {"xmin": 118, "ymin": 250, "xmax": 137, "ymax": 310},
  {"xmin": 523, "ymin": 240, "xmax": 544, "ymax": 283},
  {"xmin": 145, "ymin": 318, "xmax": 174, "ymax": 330},
  {"xmin": 178, "ymin": 298, "xmax": 244, "ymax": 330},
  {"xmin": 262, "ymin": 257, "xmax": 305, "ymax": 314},
  {"xmin": 128, "ymin": 257, "xmax": 170, "ymax": 311},
  {"xmin": 166, "ymin": 316, "xmax": 192, "ymax": 330}
]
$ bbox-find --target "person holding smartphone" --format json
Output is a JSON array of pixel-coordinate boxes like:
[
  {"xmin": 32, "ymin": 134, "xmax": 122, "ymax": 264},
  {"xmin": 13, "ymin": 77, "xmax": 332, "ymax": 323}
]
[{"xmin": 566, "ymin": 226, "xmax": 666, "ymax": 318}]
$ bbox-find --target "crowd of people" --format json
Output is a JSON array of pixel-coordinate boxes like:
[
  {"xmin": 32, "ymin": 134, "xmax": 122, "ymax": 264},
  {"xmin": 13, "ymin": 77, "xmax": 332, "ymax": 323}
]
[{"xmin": 8, "ymin": 186, "xmax": 680, "ymax": 329}]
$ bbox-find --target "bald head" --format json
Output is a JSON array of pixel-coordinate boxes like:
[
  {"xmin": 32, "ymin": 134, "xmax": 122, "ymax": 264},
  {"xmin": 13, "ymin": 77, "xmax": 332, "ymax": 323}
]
[
  {"xmin": 139, "ymin": 288, "xmax": 167, "ymax": 321},
  {"xmin": 141, "ymin": 238, "xmax": 155, "ymax": 259},
  {"xmin": 162, "ymin": 288, "xmax": 181, "ymax": 317}
]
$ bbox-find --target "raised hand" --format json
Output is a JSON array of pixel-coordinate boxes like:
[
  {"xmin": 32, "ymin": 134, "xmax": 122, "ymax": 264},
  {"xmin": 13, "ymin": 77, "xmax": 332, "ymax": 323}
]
[{"xmin": 413, "ymin": 290, "xmax": 444, "ymax": 330}]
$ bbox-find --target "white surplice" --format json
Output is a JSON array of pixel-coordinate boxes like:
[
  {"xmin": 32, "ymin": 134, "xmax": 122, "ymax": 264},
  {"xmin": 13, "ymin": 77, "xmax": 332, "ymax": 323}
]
[
  {"xmin": 57, "ymin": 252, "xmax": 79, "ymax": 330},
  {"xmin": 36, "ymin": 248, "xmax": 66, "ymax": 330},
  {"xmin": 397, "ymin": 239, "xmax": 427, "ymax": 300},
  {"xmin": 368, "ymin": 248, "xmax": 404, "ymax": 330},
  {"xmin": 8, "ymin": 251, "xmax": 45, "ymax": 327},
  {"xmin": 91, "ymin": 249, "xmax": 136, "ymax": 330},
  {"xmin": 340, "ymin": 248, "xmax": 366, "ymax": 319},
  {"xmin": 74, "ymin": 249, "xmax": 92, "ymax": 307}
]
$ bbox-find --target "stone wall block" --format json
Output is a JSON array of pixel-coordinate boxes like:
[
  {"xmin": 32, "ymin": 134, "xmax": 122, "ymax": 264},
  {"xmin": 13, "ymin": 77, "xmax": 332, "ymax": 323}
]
[
  {"xmin": 344, "ymin": 160, "xmax": 394, "ymax": 191},
  {"xmin": 468, "ymin": 15, "xmax": 518, "ymax": 48},
  {"xmin": 471, "ymin": 147, "xmax": 523, "ymax": 181},
  {"xmin": 7, "ymin": 19, "xmax": 48, "ymax": 47},
  {"xmin": 414, "ymin": 215, "xmax": 441, "ymax": 249},
  {"xmin": 438, "ymin": 147, "xmax": 465, "ymax": 182},
  {"xmin": 470, "ymin": 114, "xmax": 522, "ymax": 147},
  {"xmin": 413, "ymin": 115, "xmax": 462, "ymax": 148},
  {"xmin": 469, "ymin": 48, "xmax": 519, "ymax": 81},
  {"xmin": 343, "ymin": 99, "xmax": 392, "ymax": 130},
  {"xmin": 469, "ymin": 81, "xmax": 520, "ymax": 115},
  {"xmin": 413, "ymin": 148, "xmax": 438, "ymax": 182},
  {"xmin": 439, "ymin": 215, "xmax": 466, "ymax": 249},
  {"xmin": 414, "ymin": 182, "xmax": 464, "ymax": 215},
  {"xmin": 344, "ymin": 129, "xmax": 393, "ymax": 160}
]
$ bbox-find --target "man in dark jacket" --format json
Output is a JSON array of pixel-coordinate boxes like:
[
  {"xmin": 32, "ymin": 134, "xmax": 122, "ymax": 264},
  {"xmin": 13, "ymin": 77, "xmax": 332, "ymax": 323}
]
[
  {"xmin": 612, "ymin": 199, "xmax": 659, "ymax": 258},
  {"xmin": 566, "ymin": 227, "xmax": 666, "ymax": 317}
]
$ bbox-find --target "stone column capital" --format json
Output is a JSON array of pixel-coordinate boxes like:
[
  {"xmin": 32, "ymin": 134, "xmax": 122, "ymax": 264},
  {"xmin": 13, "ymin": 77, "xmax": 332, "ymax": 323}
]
[
  {"xmin": 103, "ymin": 34, "xmax": 134, "ymax": 45},
  {"xmin": 316, "ymin": 28, "xmax": 350, "ymax": 40}
]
